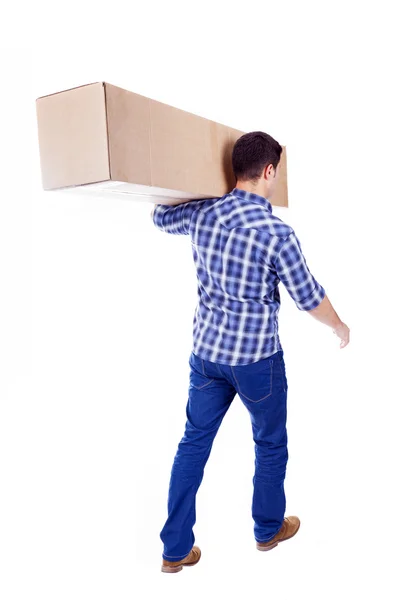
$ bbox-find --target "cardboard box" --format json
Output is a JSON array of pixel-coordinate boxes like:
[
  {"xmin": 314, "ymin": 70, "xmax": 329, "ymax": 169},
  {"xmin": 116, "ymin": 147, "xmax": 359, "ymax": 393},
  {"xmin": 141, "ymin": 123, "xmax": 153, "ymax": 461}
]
[{"xmin": 36, "ymin": 82, "xmax": 288, "ymax": 207}]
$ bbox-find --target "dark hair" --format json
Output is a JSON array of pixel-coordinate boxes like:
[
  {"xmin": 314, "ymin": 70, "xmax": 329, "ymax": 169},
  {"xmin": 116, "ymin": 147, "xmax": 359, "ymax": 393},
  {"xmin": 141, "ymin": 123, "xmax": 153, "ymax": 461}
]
[{"xmin": 232, "ymin": 131, "xmax": 282, "ymax": 183}]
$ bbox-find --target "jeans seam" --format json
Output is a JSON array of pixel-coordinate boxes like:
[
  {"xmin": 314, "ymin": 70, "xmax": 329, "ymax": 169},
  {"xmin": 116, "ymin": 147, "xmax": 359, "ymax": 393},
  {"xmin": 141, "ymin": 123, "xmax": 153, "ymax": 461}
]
[
  {"xmin": 192, "ymin": 379, "xmax": 214, "ymax": 390},
  {"xmin": 200, "ymin": 358, "xmax": 206, "ymax": 375},
  {"xmin": 278, "ymin": 356, "xmax": 287, "ymax": 392}
]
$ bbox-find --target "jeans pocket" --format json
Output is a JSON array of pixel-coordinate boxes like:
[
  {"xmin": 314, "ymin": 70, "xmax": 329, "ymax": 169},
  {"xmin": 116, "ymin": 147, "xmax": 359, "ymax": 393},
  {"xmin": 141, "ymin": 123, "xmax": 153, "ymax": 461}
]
[
  {"xmin": 189, "ymin": 352, "xmax": 215, "ymax": 390},
  {"xmin": 231, "ymin": 356, "xmax": 274, "ymax": 403}
]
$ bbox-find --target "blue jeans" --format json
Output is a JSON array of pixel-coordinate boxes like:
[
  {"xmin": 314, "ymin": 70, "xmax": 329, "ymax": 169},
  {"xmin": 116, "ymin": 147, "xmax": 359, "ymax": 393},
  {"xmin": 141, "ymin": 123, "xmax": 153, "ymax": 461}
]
[{"xmin": 160, "ymin": 349, "xmax": 289, "ymax": 561}]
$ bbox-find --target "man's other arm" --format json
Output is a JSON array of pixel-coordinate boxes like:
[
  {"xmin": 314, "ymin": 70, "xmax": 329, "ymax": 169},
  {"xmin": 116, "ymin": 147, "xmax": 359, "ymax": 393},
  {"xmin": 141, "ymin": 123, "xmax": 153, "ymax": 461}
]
[{"xmin": 150, "ymin": 200, "xmax": 201, "ymax": 235}]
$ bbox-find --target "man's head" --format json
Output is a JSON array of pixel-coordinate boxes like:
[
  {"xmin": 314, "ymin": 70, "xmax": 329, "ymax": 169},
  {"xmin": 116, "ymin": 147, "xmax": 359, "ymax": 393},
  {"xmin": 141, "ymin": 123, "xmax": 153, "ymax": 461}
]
[{"xmin": 232, "ymin": 131, "xmax": 282, "ymax": 199}]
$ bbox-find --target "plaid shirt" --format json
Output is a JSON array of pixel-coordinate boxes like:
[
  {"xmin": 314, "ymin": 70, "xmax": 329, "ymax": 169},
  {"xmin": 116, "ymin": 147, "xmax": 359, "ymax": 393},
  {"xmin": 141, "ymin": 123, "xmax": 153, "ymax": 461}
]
[{"xmin": 152, "ymin": 187, "xmax": 325, "ymax": 365}]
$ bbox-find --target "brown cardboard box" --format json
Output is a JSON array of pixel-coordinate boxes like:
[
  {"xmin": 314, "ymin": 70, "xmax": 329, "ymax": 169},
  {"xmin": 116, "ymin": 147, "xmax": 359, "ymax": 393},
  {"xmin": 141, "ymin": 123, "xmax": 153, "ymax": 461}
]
[{"xmin": 36, "ymin": 82, "xmax": 288, "ymax": 207}]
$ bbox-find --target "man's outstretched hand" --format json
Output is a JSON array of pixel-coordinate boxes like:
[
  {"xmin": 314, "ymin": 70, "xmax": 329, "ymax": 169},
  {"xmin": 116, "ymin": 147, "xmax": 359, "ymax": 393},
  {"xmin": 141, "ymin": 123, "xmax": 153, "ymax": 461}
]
[{"xmin": 333, "ymin": 321, "xmax": 350, "ymax": 349}]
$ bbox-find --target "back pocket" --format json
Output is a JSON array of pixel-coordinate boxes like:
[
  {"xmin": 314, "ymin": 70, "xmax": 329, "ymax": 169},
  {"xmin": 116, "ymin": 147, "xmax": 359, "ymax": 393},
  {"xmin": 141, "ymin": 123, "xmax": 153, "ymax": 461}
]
[
  {"xmin": 231, "ymin": 356, "xmax": 274, "ymax": 403},
  {"xmin": 189, "ymin": 352, "xmax": 215, "ymax": 390}
]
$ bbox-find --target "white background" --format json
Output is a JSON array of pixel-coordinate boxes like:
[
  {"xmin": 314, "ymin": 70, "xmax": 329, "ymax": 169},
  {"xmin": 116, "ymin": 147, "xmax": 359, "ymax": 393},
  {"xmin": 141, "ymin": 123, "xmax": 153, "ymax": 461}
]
[{"xmin": 1, "ymin": 1, "xmax": 399, "ymax": 598}]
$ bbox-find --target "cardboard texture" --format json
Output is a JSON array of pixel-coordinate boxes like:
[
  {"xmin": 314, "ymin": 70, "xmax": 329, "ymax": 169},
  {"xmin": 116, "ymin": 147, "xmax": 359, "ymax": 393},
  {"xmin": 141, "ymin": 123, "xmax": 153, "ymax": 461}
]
[{"xmin": 36, "ymin": 82, "xmax": 288, "ymax": 207}]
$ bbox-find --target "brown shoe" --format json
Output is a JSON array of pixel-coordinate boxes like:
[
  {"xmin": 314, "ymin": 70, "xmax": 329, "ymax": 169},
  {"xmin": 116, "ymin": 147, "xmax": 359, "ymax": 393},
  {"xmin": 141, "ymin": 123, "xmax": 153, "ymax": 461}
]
[
  {"xmin": 256, "ymin": 516, "xmax": 300, "ymax": 551},
  {"xmin": 161, "ymin": 546, "xmax": 201, "ymax": 573}
]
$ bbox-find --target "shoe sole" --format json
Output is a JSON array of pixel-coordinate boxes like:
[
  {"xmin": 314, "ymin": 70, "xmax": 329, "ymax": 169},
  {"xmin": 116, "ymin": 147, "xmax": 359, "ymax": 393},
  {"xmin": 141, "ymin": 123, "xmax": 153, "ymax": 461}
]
[
  {"xmin": 161, "ymin": 551, "xmax": 201, "ymax": 573},
  {"xmin": 256, "ymin": 521, "xmax": 301, "ymax": 552}
]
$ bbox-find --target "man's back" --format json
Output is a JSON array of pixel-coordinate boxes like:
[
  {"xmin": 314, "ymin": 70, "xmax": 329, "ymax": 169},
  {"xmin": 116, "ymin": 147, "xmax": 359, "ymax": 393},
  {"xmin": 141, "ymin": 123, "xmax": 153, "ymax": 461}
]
[{"xmin": 153, "ymin": 186, "xmax": 326, "ymax": 365}]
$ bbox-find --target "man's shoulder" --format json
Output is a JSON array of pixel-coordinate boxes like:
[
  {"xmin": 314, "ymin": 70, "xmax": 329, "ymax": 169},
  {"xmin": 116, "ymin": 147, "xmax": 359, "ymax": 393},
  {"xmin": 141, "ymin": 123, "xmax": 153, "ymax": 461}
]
[
  {"xmin": 256, "ymin": 212, "xmax": 295, "ymax": 241},
  {"xmin": 190, "ymin": 193, "xmax": 295, "ymax": 242}
]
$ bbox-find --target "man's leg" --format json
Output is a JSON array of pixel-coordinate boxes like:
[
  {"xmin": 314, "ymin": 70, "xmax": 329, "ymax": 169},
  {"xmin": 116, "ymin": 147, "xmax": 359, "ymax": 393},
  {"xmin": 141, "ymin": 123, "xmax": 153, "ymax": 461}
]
[
  {"xmin": 160, "ymin": 352, "xmax": 236, "ymax": 561},
  {"xmin": 232, "ymin": 350, "xmax": 289, "ymax": 542},
  {"xmin": 250, "ymin": 404, "xmax": 288, "ymax": 543}
]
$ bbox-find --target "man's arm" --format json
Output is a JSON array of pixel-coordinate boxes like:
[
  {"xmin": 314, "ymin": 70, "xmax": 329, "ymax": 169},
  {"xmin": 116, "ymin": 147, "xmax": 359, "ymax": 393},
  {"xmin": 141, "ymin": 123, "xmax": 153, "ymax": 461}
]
[
  {"xmin": 307, "ymin": 295, "xmax": 350, "ymax": 347},
  {"xmin": 307, "ymin": 294, "xmax": 340, "ymax": 328},
  {"xmin": 273, "ymin": 231, "xmax": 350, "ymax": 347},
  {"xmin": 273, "ymin": 231, "xmax": 326, "ymax": 311},
  {"xmin": 150, "ymin": 200, "xmax": 202, "ymax": 235}
]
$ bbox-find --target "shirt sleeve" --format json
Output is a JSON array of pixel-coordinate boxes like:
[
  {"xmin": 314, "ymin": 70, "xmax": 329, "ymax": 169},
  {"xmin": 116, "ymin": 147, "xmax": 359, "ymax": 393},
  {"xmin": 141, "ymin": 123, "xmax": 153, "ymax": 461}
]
[
  {"xmin": 152, "ymin": 200, "xmax": 200, "ymax": 235},
  {"xmin": 273, "ymin": 232, "xmax": 326, "ymax": 311}
]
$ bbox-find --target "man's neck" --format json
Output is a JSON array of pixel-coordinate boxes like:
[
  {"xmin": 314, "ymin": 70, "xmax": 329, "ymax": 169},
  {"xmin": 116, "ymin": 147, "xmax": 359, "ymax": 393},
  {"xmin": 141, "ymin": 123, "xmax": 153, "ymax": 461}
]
[{"xmin": 234, "ymin": 182, "xmax": 267, "ymax": 199}]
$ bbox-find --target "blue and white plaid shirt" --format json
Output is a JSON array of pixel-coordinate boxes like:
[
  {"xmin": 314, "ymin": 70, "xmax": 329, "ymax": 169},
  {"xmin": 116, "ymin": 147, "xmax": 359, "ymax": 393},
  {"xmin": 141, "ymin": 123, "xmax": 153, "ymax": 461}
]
[{"xmin": 152, "ymin": 187, "xmax": 325, "ymax": 365}]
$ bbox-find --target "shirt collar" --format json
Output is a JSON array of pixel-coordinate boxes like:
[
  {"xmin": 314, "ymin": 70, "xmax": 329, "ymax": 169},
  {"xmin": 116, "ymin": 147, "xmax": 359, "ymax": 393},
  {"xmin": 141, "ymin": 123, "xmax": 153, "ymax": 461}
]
[{"xmin": 230, "ymin": 187, "xmax": 272, "ymax": 213}]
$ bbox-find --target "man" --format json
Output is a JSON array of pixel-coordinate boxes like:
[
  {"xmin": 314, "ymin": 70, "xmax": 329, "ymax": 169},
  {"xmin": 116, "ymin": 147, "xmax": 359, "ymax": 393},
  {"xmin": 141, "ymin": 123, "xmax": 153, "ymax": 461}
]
[{"xmin": 151, "ymin": 131, "xmax": 350, "ymax": 574}]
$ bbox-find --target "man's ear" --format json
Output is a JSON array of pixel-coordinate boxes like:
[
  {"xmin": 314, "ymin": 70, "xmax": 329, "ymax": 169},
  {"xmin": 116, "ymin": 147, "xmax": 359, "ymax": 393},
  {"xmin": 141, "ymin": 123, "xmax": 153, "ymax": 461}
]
[{"xmin": 264, "ymin": 164, "xmax": 273, "ymax": 179}]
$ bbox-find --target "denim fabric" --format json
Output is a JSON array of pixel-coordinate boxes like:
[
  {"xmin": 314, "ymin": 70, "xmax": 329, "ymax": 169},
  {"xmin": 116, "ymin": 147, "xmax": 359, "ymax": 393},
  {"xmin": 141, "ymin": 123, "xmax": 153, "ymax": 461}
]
[{"xmin": 160, "ymin": 349, "xmax": 289, "ymax": 561}]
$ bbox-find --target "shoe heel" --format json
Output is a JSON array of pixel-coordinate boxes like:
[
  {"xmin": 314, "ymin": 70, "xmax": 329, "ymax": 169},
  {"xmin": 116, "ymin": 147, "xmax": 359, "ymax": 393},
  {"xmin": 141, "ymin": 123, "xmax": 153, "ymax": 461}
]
[
  {"xmin": 161, "ymin": 564, "xmax": 183, "ymax": 573},
  {"xmin": 257, "ymin": 541, "xmax": 279, "ymax": 552}
]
